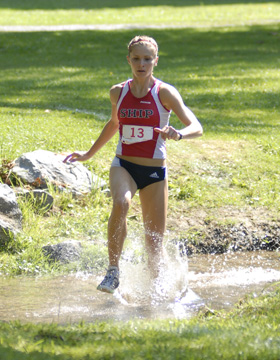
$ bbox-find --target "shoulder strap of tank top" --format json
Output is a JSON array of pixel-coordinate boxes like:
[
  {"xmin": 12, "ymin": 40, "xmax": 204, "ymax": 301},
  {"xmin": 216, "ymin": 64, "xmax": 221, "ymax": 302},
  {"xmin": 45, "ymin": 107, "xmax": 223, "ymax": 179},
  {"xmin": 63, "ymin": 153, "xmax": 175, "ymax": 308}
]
[{"xmin": 117, "ymin": 79, "xmax": 132, "ymax": 109}]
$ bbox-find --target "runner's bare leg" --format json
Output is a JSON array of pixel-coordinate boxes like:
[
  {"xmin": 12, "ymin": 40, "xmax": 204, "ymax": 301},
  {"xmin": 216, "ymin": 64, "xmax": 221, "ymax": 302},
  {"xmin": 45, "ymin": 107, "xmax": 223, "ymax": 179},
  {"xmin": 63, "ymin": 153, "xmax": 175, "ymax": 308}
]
[
  {"xmin": 108, "ymin": 166, "xmax": 137, "ymax": 268},
  {"xmin": 139, "ymin": 178, "xmax": 168, "ymax": 278}
]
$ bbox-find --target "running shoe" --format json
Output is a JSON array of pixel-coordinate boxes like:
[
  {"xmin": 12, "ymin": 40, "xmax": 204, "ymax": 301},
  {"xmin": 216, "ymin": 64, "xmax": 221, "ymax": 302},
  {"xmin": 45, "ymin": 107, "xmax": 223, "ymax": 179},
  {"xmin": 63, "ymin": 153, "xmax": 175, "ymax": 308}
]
[{"xmin": 97, "ymin": 266, "xmax": 119, "ymax": 294}]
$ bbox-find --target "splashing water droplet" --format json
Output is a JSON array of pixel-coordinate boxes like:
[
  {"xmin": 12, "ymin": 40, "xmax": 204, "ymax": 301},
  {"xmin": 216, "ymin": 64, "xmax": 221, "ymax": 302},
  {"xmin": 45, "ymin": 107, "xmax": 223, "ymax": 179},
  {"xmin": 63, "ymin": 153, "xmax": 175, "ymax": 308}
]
[{"xmin": 117, "ymin": 238, "xmax": 189, "ymax": 310}]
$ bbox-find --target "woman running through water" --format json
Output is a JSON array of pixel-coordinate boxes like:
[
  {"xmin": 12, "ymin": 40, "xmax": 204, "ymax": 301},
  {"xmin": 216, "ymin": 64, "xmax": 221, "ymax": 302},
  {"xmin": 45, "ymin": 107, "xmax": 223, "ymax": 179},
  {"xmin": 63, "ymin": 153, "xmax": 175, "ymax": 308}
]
[{"xmin": 64, "ymin": 35, "xmax": 203, "ymax": 294}]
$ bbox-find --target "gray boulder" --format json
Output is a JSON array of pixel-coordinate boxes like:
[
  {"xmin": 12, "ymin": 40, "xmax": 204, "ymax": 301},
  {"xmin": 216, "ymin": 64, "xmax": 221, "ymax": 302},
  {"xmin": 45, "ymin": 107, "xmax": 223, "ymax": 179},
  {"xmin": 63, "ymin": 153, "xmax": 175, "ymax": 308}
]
[
  {"xmin": 15, "ymin": 188, "xmax": 54, "ymax": 211},
  {"xmin": 30, "ymin": 189, "xmax": 54, "ymax": 210},
  {"xmin": 42, "ymin": 240, "xmax": 82, "ymax": 263},
  {"xmin": 12, "ymin": 149, "xmax": 106, "ymax": 194},
  {"xmin": 0, "ymin": 184, "xmax": 22, "ymax": 245}
]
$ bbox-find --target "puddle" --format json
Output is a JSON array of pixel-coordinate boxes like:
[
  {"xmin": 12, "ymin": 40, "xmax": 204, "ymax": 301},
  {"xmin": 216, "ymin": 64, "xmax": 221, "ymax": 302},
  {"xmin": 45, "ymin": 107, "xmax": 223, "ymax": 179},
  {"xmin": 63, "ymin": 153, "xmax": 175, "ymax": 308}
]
[
  {"xmin": 0, "ymin": 251, "xmax": 279, "ymax": 324},
  {"xmin": 188, "ymin": 251, "xmax": 280, "ymax": 309}
]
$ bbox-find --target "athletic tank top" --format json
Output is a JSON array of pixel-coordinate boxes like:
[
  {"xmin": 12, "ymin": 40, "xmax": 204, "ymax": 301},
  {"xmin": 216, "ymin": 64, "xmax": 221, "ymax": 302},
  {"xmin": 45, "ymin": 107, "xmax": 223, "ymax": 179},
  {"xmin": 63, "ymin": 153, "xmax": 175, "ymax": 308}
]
[{"xmin": 116, "ymin": 79, "xmax": 171, "ymax": 159}]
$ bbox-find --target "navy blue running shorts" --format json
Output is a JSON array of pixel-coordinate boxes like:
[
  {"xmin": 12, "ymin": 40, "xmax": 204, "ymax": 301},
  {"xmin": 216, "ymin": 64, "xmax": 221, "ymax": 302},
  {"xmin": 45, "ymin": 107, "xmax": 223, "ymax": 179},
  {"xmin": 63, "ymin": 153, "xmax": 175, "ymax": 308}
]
[{"xmin": 111, "ymin": 157, "xmax": 167, "ymax": 190}]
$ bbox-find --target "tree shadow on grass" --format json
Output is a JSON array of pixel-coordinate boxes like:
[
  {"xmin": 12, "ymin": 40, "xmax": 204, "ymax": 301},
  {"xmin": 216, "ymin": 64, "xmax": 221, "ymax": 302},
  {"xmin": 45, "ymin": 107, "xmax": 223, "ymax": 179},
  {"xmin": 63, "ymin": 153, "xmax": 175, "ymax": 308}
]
[
  {"xmin": 1, "ymin": 25, "xmax": 279, "ymax": 71},
  {"xmin": 0, "ymin": 25, "xmax": 279, "ymax": 134}
]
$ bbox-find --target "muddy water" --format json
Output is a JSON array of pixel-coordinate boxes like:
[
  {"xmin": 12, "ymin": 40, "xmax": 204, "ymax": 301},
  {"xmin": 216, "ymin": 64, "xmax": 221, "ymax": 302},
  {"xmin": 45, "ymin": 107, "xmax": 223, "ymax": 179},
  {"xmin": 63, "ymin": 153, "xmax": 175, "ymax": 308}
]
[{"xmin": 0, "ymin": 251, "xmax": 280, "ymax": 324}]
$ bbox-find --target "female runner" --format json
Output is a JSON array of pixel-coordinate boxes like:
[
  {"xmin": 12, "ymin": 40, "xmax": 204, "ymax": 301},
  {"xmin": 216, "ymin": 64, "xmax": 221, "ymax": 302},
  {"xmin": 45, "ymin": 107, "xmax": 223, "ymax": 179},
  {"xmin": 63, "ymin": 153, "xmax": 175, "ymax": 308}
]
[{"xmin": 64, "ymin": 35, "xmax": 203, "ymax": 293}]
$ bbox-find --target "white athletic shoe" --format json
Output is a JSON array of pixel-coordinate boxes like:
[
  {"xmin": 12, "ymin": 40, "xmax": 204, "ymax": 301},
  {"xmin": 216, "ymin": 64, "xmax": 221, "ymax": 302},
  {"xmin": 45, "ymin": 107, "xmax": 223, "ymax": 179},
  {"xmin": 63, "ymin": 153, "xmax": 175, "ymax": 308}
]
[{"xmin": 97, "ymin": 266, "xmax": 119, "ymax": 294}]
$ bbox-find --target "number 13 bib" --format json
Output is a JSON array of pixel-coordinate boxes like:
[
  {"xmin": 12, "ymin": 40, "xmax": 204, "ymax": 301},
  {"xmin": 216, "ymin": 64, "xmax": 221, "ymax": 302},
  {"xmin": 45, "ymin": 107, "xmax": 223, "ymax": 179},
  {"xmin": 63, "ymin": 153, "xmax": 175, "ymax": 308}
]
[{"xmin": 121, "ymin": 125, "xmax": 154, "ymax": 144}]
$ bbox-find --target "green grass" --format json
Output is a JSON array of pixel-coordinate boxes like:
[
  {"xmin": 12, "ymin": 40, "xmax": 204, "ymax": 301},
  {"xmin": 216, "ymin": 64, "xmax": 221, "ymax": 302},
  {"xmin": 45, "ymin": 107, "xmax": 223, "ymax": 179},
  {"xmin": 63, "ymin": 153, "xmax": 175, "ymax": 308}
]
[
  {"xmin": 0, "ymin": 0, "xmax": 280, "ymax": 27},
  {"xmin": 1, "ymin": 285, "xmax": 280, "ymax": 359},
  {"xmin": 1, "ymin": 2, "xmax": 280, "ymax": 359},
  {"xmin": 1, "ymin": 23, "xmax": 280, "ymax": 274}
]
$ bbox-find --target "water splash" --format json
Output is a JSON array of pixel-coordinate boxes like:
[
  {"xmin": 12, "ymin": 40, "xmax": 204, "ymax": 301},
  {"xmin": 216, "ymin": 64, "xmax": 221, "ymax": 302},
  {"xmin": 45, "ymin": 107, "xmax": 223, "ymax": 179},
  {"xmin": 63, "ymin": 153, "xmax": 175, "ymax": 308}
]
[
  {"xmin": 1, "ymin": 247, "xmax": 279, "ymax": 323},
  {"xmin": 114, "ymin": 237, "xmax": 197, "ymax": 316}
]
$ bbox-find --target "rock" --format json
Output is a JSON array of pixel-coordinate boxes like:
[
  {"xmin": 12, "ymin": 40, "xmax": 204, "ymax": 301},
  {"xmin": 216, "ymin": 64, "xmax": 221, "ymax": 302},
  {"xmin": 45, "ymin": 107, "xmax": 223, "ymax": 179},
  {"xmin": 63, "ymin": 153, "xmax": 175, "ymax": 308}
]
[
  {"xmin": 31, "ymin": 189, "xmax": 54, "ymax": 210},
  {"xmin": 42, "ymin": 240, "xmax": 82, "ymax": 263},
  {"xmin": 0, "ymin": 184, "xmax": 22, "ymax": 245},
  {"xmin": 12, "ymin": 149, "xmax": 106, "ymax": 194},
  {"xmin": 15, "ymin": 188, "xmax": 54, "ymax": 211},
  {"xmin": 0, "ymin": 184, "xmax": 22, "ymax": 221},
  {"xmin": 0, "ymin": 218, "xmax": 18, "ymax": 245}
]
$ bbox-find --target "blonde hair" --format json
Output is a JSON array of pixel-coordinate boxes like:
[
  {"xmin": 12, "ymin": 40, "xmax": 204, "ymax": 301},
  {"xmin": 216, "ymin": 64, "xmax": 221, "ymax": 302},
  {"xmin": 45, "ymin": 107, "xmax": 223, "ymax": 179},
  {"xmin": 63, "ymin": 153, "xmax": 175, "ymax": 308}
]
[{"xmin": 128, "ymin": 35, "xmax": 158, "ymax": 57}]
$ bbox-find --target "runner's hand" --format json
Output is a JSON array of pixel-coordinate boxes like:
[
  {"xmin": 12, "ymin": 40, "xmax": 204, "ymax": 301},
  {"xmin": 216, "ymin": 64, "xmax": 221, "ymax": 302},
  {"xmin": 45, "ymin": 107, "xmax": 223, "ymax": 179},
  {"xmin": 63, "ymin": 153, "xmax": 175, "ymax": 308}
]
[
  {"xmin": 154, "ymin": 126, "xmax": 180, "ymax": 141},
  {"xmin": 63, "ymin": 152, "xmax": 88, "ymax": 163}
]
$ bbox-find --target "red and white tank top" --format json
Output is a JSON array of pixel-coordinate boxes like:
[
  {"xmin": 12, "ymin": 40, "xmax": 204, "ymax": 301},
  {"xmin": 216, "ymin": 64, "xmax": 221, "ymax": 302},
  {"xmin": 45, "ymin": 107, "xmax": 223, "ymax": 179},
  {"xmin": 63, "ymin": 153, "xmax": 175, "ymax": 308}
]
[{"xmin": 116, "ymin": 79, "xmax": 171, "ymax": 159}]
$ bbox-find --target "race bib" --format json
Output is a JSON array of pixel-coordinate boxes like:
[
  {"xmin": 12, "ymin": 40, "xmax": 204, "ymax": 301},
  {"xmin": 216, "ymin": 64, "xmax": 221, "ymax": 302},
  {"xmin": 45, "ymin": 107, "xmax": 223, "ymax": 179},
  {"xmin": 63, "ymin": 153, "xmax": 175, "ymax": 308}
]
[{"xmin": 121, "ymin": 125, "xmax": 154, "ymax": 144}]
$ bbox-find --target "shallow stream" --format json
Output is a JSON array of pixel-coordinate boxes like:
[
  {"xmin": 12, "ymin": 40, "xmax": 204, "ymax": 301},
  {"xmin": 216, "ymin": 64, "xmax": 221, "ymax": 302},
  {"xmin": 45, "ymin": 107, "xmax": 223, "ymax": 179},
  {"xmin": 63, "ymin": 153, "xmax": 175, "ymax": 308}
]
[{"xmin": 0, "ymin": 251, "xmax": 280, "ymax": 324}]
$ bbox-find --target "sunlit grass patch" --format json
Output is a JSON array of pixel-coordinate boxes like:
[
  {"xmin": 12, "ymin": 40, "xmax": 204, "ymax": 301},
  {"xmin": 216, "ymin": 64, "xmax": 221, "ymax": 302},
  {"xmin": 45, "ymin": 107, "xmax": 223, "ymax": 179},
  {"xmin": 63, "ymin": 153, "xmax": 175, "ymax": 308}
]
[{"xmin": 1, "ymin": 0, "xmax": 280, "ymax": 27}]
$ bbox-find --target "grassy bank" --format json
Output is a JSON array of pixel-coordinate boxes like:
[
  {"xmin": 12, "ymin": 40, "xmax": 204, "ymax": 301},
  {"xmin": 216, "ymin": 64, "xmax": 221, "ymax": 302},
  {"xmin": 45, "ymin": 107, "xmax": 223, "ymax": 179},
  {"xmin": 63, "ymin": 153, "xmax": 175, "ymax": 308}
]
[{"xmin": 0, "ymin": 285, "xmax": 280, "ymax": 359}]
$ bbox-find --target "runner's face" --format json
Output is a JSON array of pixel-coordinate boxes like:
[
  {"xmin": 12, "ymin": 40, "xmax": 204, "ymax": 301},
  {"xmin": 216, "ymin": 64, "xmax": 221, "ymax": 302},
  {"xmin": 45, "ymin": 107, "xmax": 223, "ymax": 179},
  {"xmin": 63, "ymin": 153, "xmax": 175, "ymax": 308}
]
[{"xmin": 127, "ymin": 45, "xmax": 158, "ymax": 78}]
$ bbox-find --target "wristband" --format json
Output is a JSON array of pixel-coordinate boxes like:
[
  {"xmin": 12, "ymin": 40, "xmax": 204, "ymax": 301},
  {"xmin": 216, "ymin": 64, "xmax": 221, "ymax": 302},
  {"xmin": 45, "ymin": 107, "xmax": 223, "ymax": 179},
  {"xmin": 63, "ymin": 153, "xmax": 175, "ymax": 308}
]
[{"xmin": 178, "ymin": 132, "xmax": 183, "ymax": 140}]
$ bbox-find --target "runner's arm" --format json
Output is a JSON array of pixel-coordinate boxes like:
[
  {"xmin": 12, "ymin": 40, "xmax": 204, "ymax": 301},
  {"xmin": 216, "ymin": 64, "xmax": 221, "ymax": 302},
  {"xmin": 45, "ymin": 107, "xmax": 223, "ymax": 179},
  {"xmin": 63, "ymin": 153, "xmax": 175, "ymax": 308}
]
[
  {"xmin": 155, "ymin": 84, "xmax": 203, "ymax": 141},
  {"xmin": 64, "ymin": 86, "xmax": 120, "ymax": 162}
]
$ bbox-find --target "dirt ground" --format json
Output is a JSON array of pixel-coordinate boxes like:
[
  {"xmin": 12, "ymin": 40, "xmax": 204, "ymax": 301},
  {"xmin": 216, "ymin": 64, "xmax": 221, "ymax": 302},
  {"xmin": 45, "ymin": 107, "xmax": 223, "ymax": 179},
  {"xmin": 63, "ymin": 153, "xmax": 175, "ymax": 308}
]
[{"xmin": 167, "ymin": 206, "xmax": 280, "ymax": 255}]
